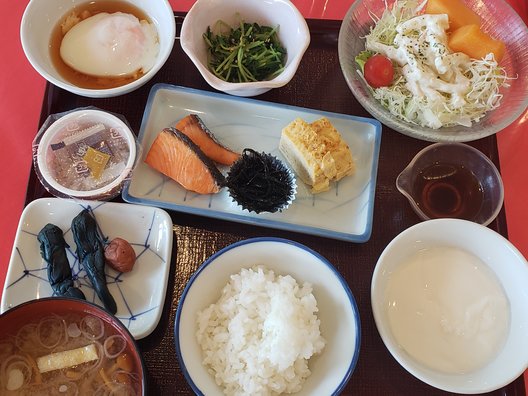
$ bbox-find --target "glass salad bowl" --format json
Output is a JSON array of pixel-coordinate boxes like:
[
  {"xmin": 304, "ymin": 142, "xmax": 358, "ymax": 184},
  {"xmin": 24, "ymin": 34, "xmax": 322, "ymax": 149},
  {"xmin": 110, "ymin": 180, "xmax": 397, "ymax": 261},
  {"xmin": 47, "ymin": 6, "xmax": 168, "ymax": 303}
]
[{"xmin": 338, "ymin": 0, "xmax": 528, "ymax": 142}]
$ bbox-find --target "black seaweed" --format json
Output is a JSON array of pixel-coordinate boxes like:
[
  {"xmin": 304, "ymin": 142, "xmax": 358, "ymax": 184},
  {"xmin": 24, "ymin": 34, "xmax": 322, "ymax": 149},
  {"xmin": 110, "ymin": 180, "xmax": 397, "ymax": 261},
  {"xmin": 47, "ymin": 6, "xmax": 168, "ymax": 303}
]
[
  {"xmin": 225, "ymin": 148, "xmax": 296, "ymax": 213},
  {"xmin": 71, "ymin": 209, "xmax": 117, "ymax": 314},
  {"xmin": 37, "ymin": 223, "xmax": 86, "ymax": 300}
]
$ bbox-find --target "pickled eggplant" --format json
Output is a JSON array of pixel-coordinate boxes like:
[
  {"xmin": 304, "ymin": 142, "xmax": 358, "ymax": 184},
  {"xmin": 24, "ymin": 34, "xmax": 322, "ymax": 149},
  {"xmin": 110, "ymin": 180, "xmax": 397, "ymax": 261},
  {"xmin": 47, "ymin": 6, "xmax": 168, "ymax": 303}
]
[
  {"xmin": 71, "ymin": 209, "xmax": 117, "ymax": 314},
  {"xmin": 37, "ymin": 223, "xmax": 86, "ymax": 300}
]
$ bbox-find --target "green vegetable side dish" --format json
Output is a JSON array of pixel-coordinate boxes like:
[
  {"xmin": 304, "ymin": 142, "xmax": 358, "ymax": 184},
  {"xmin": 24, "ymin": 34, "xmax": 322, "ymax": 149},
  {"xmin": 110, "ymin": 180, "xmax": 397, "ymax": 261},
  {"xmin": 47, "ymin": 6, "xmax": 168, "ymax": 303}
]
[{"xmin": 203, "ymin": 20, "xmax": 287, "ymax": 83}]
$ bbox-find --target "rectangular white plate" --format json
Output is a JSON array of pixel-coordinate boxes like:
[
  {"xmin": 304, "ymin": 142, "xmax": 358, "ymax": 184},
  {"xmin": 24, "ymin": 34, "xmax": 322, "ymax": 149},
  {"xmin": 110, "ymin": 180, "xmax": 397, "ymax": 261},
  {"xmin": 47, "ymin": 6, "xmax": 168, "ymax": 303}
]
[
  {"xmin": 1, "ymin": 198, "xmax": 173, "ymax": 339},
  {"xmin": 123, "ymin": 84, "xmax": 382, "ymax": 242}
]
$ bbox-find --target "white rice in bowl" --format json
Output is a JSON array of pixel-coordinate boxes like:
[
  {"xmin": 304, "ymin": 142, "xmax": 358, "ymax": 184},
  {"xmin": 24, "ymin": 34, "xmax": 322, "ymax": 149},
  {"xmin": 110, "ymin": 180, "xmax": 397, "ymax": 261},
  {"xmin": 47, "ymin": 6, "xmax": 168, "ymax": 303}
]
[{"xmin": 196, "ymin": 265, "xmax": 326, "ymax": 395}]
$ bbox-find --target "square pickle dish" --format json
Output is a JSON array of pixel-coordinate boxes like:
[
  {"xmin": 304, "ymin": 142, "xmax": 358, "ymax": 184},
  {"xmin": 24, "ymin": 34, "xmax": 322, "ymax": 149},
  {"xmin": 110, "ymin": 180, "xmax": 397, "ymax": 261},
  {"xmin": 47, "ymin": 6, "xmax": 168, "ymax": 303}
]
[
  {"xmin": 1, "ymin": 197, "xmax": 173, "ymax": 339},
  {"xmin": 123, "ymin": 84, "xmax": 382, "ymax": 242}
]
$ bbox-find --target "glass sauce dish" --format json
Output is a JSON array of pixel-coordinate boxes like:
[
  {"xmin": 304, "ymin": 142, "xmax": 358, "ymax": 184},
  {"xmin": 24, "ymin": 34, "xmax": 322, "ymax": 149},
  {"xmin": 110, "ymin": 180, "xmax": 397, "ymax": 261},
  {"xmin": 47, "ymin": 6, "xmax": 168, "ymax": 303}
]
[{"xmin": 396, "ymin": 143, "xmax": 504, "ymax": 226}]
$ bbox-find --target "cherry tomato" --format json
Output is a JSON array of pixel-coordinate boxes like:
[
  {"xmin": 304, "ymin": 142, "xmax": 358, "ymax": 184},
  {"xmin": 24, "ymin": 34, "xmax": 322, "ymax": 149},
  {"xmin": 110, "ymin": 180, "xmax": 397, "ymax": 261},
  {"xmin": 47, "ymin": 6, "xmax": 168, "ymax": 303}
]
[{"xmin": 364, "ymin": 54, "xmax": 394, "ymax": 88}]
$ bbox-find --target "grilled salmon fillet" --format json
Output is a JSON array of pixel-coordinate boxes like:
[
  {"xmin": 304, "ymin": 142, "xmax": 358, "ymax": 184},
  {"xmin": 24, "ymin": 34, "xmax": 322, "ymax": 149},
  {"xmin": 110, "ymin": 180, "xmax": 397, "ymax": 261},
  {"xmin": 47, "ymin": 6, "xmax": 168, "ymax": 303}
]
[
  {"xmin": 175, "ymin": 114, "xmax": 240, "ymax": 166},
  {"xmin": 144, "ymin": 127, "xmax": 225, "ymax": 194}
]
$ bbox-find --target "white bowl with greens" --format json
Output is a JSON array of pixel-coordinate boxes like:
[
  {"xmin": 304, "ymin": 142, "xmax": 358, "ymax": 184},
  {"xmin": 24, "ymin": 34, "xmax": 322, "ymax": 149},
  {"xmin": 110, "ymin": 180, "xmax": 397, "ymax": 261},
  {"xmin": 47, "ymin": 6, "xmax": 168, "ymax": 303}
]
[
  {"xmin": 338, "ymin": 0, "xmax": 528, "ymax": 142},
  {"xmin": 180, "ymin": 0, "xmax": 310, "ymax": 97}
]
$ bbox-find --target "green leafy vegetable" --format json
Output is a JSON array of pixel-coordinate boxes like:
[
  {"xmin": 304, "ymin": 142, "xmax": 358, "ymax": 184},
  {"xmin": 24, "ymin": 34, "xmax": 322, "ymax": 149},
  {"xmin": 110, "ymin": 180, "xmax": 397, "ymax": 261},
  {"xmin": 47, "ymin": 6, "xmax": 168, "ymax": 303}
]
[
  {"xmin": 203, "ymin": 21, "xmax": 287, "ymax": 83},
  {"xmin": 38, "ymin": 223, "xmax": 86, "ymax": 300},
  {"xmin": 355, "ymin": 50, "xmax": 373, "ymax": 73},
  {"xmin": 71, "ymin": 209, "xmax": 117, "ymax": 314}
]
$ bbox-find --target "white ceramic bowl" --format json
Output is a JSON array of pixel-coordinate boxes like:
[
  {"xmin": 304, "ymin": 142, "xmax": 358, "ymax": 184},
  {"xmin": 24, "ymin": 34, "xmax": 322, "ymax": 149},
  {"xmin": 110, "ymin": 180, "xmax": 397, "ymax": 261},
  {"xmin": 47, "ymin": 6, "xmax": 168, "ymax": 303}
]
[
  {"xmin": 20, "ymin": 0, "xmax": 175, "ymax": 98},
  {"xmin": 180, "ymin": 0, "xmax": 310, "ymax": 97},
  {"xmin": 372, "ymin": 219, "xmax": 528, "ymax": 394},
  {"xmin": 175, "ymin": 237, "xmax": 360, "ymax": 395},
  {"xmin": 338, "ymin": 0, "xmax": 528, "ymax": 142}
]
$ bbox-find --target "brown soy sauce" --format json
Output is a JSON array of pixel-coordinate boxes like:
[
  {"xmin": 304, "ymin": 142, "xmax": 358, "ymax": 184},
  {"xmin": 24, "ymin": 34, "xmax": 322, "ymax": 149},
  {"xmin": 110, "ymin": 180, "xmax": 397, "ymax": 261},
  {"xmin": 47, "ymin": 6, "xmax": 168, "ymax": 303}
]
[{"xmin": 413, "ymin": 163, "xmax": 483, "ymax": 220}]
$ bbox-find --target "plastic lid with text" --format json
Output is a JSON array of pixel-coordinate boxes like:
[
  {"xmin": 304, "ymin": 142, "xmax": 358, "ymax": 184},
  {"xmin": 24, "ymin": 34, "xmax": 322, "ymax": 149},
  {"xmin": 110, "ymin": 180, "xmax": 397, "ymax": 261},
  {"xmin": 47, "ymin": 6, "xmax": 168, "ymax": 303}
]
[{"xmin": 33, "ymin": 108, "xmax": 138, "ymax": 200}]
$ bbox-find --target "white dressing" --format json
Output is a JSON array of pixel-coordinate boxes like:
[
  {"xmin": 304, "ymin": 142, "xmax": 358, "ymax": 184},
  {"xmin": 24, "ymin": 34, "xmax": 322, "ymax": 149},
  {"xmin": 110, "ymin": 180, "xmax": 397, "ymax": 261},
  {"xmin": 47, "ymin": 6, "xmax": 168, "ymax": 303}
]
[{"xmin": 362, "ymin": 0, "xmax": 509, "ymax": 129}]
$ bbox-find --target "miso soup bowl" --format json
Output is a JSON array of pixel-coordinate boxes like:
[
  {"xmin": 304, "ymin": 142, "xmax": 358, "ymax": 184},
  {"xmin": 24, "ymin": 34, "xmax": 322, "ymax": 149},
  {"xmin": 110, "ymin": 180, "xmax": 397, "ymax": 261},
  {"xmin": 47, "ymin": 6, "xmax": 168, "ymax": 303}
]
[
  {"xmin": 20, "ymin": 0, "xmax": 175, "ymax": 98},
  {"xmin": 372, "ymin": 219, "xmax": 528, "ymax": 394},
  {"xmin": 0, "ymin": 297, "xmax": 146, "ymax": 394}
]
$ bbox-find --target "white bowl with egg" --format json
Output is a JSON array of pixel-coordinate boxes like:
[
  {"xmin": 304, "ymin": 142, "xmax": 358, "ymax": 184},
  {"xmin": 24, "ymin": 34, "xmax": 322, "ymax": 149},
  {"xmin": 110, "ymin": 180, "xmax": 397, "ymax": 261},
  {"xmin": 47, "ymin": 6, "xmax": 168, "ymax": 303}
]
[
  {"xmin": 371, "ymin": 219, "xmax": 528, "ymax": 394},
  {"xmin": 180, "ymin": 0, "xmax": 310, "ymax": 97},
  {"xmin": 174, "ymin": 237, "xmax": 360, "ymax": 395},
  {"xmin": 20, "ymin": 0, "xmax": 175, "ymax": 98}
]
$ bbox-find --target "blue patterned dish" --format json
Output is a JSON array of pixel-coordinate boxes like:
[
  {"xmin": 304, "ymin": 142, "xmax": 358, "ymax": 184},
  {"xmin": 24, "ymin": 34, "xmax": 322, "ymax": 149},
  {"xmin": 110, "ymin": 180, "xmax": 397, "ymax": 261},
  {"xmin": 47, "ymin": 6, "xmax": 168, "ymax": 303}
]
[
  {"xmin": 122, "ymin": 84, "xmax": 382, "ymax": 242},
  {"xmin": 1, "ymin": 198, "xmax": 173, "ymax": 339}
]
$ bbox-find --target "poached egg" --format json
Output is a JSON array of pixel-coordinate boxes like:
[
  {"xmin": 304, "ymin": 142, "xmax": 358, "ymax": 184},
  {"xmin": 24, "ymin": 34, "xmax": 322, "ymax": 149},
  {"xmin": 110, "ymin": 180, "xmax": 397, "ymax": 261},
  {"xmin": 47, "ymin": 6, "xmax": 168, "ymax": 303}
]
[{"xmin": 60, "ymin": 12, "xmax": 159, "ymax": 78}]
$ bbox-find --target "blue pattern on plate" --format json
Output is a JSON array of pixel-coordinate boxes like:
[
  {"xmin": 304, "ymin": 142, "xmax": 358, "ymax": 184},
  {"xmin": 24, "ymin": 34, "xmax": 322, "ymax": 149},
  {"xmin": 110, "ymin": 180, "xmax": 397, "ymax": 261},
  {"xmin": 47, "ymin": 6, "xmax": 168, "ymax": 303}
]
[
  {"xmin": 123, "ymin": 84, "xmax": 382, "ymax": 242},
  {"xmin": 1, "ymin": 198, "xmax": 173, "ymax": 339}
]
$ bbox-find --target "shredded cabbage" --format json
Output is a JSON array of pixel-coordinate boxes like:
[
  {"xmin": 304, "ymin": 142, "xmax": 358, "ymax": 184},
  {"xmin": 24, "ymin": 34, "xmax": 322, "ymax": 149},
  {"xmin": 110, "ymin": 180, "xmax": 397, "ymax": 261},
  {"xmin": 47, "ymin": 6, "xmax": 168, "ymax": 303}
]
[{"xmin": 359, "ymin": 0, "xmax": 511, "ymax": 129}]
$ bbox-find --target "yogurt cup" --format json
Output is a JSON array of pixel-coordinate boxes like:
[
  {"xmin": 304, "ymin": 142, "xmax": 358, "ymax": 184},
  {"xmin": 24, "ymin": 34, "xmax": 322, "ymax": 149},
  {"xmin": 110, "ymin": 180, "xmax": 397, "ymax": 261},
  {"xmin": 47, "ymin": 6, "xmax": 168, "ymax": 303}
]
[{"xmin": 34, "ymin": 109, "xmax": 137, "ymax": 200}]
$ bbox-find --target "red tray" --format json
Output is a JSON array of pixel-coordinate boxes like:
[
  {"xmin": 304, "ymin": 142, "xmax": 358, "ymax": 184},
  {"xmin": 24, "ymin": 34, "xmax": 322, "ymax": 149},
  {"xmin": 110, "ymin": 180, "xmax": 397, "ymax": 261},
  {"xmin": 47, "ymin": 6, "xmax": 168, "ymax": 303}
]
[{"xmin": 26, "ymin": 15, "xmax": 524, "ymax": 396}]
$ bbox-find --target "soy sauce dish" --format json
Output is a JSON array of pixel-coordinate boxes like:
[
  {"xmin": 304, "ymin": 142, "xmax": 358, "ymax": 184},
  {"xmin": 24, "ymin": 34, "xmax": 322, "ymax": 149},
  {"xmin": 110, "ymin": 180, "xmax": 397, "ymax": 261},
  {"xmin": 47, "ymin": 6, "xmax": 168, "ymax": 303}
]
[
  {"xmin": 396, "ymin": 143, "xmax": 504, "ymax": 226},
  {"xmin": 372, "ymin": 219, "xmax": 528, "ymax": 394}
]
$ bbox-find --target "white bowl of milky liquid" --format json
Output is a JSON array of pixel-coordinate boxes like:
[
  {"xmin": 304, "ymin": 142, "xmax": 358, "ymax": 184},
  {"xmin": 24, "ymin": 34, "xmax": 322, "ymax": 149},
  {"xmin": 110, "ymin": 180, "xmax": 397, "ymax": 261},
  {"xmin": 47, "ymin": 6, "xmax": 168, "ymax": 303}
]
[
  {"xmin": 371, "ymin": 219, "xmax": 528, "ymax": 394},
  {"xmin": 20, "ymin": 0, "xmax": 175, "ymax": 98}
]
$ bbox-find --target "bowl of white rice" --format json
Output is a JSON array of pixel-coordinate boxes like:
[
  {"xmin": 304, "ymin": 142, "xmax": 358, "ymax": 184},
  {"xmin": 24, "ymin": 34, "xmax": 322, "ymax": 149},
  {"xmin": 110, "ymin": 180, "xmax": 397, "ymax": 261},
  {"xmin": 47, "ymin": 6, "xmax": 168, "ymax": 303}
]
[{"xmin": 174, "ymin": 237, "xmax": 361, "ymax": 395}]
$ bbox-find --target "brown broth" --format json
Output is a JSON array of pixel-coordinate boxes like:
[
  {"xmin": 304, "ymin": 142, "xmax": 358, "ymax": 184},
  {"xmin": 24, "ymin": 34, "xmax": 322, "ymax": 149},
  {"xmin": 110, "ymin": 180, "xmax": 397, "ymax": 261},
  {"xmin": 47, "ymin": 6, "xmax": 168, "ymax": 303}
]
[
  {"xmin": 0, "ymin": 312, "xmax": 141, "ymax": 394},
  {"xmin": 50, "ymin": 1, "xmax": 154, "ymax": 89},
  {"xmin": 413, "ymin": 163, "xmax": 484, "ymax": 220}
]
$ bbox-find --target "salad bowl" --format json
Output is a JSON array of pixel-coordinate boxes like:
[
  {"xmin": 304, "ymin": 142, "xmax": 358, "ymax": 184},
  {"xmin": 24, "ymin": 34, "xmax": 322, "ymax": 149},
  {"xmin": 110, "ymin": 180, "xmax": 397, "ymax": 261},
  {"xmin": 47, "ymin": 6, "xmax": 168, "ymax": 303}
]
[{"xmin": 338, "ymin": 0, "xmax": 528, "ymax": 142}]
